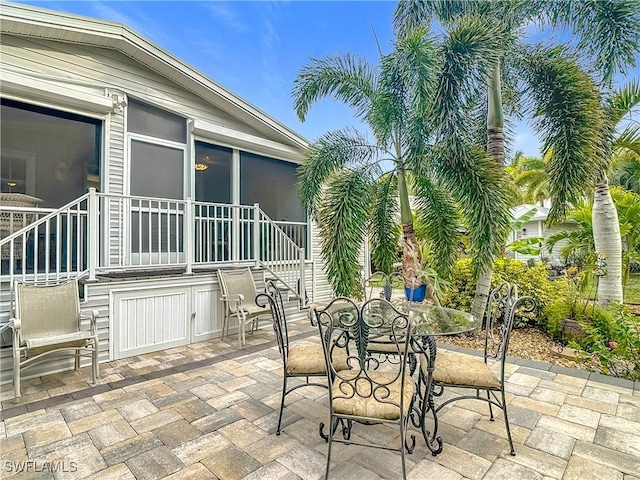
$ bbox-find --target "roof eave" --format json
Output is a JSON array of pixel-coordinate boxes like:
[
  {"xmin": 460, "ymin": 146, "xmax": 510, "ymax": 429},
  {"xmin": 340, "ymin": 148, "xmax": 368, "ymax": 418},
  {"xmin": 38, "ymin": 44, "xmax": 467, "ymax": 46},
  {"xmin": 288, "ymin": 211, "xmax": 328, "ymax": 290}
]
[{"xmin": 0, "ymin": 2, "xmax": 310, "ymax": 152}]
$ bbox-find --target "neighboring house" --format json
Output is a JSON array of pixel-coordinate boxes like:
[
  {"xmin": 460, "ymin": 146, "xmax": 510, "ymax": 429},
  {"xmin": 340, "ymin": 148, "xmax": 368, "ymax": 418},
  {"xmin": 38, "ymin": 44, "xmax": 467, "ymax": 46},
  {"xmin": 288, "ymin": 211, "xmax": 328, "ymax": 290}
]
[
  {"xmin": 0, "ymin": 3, "xmax": 334, "ymax": 383},
  {"xmin": 509, "ymin": 203, "xmax": 576, "ymax": 263}
]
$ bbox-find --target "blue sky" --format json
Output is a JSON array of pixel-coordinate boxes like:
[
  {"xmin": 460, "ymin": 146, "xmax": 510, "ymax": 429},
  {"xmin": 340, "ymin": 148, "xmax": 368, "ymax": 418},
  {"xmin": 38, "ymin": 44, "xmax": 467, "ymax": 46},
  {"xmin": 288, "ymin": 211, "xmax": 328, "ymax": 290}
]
[{"xmin": 12, "ymin": 1, "xmax": 638, "ymax": 158}]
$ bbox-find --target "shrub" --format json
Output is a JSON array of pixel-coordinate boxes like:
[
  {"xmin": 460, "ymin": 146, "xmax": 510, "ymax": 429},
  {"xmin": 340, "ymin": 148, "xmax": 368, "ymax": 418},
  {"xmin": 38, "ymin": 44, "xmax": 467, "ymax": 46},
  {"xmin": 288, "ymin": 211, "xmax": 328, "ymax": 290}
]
[
  {"xmin": 569, "ymin": 303, "xmax": 640, "ymax": 381},
  {"xmin": 442, "ymin": 258, "xmax": 565, "ymax": 328}
]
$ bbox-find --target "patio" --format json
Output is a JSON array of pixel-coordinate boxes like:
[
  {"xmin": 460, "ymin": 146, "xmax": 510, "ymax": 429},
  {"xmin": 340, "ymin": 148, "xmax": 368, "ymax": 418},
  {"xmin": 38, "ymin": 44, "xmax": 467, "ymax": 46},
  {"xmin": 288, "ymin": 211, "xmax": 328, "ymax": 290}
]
[{"xmin": 1, "ymin": 319, "xmax": 638, "ymax": 480}]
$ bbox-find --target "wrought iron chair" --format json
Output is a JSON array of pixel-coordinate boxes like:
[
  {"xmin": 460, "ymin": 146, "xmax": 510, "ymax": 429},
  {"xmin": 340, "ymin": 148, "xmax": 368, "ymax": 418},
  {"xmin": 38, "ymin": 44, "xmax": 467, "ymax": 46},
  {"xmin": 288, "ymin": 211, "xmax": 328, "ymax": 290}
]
[
  {"xmin": 362, "ymin": 271, "xmax": 405, "ymax": 302},
  {"xmin": 313, "ymin": 297, "xmax": 417, "ymax": 480},
  {"xmin": 10, "ymin": 278, "xmax": 99, "ymax": 401},
  {"xmin": 217, "ymin": 268, "xmax": 271, "ymax": 345},
  {"xmin": 364, "ymin": 272, "xmax": 418, "ymax": 375},
  {"xmin": 256, "ymin": 280, "xmax": 349, "ymax": 435},
  {"xmin": 422, "ymin": 282, "xmax": 535, "ymax": 455}
]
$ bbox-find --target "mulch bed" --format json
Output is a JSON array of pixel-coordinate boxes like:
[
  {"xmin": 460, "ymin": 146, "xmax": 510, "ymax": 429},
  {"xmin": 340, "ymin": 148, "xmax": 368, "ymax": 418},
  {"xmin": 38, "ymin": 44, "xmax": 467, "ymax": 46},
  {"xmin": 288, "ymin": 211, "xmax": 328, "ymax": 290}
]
[{"xmin": 437, "ymin": 327, "xmax": 590, "ymax": 370}]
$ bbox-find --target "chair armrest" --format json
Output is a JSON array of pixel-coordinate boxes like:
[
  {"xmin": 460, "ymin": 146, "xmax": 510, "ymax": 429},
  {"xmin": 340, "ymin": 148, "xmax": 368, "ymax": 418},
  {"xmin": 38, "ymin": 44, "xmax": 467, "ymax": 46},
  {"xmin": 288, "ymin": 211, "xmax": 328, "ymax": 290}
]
[
  {"xmin": 80, "ymin": 309, "xmax": 99, "ymax": 335},
  {"xmin": 9, "ymin": 318, "xmax": 20, "ymax": 348},
  {"xmin": 220, "ymin": 294, "xmax": 245, "ymax": 308},
  {"xmin": 0, "ymin": 319, "xmax": 14, "ymax": 335}
]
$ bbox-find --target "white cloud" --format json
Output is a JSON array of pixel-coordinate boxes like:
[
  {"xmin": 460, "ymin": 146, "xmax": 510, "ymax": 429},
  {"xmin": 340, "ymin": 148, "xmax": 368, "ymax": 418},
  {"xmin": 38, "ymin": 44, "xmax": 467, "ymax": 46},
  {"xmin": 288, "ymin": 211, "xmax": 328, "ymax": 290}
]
[{"xmin": 205, "ymin": 2, "xmax": 248, "ymax": 33}]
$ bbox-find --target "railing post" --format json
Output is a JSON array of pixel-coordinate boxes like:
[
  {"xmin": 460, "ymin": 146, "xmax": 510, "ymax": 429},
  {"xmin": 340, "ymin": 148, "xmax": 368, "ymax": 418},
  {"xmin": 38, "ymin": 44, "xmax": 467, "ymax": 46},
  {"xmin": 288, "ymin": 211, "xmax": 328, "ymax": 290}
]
[
  {"xmin": 253, "ymin": 203, "xmax": 261, "ymax": 267},
  {"xmin": 299, "ymin": 247, "xmax": 306, "ymax": 306},
  {"xmin": 231, "ymin": 205, "xmax": 240, "ymax": 262},
  {"xmin": 185, "ymin": 198, "xmax": 193, "ymax": 274},
  {"xmin": 87, "ymin": 187, "xmax": 98, "ymax": 281}
]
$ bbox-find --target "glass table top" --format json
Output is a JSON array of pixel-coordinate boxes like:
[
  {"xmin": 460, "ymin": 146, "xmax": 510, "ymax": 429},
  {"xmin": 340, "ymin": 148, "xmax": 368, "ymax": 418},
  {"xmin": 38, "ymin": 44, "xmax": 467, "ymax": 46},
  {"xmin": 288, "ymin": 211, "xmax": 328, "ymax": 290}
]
[
  {"xmin": 397, "ymin": 302, "xmax": 480, "ymax": 336},
  {"xmin": 310, "ymin": 298, "xmax": 480, "ymax": 336}
]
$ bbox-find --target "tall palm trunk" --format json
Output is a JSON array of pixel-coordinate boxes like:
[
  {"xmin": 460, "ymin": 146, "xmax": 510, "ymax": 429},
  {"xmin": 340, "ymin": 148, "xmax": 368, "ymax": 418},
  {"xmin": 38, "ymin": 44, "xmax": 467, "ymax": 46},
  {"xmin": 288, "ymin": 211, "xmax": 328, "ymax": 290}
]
[
  {"xmin": 592, "ymin": 176, "xmax": 623, "ymax": 306},
  {"xmin": 472, "ymin": 63, "xmax": 505, "ymax": 322},
  {"xmin": 397, "ymin": 164, "xmax": 422, "ymax": 285}
]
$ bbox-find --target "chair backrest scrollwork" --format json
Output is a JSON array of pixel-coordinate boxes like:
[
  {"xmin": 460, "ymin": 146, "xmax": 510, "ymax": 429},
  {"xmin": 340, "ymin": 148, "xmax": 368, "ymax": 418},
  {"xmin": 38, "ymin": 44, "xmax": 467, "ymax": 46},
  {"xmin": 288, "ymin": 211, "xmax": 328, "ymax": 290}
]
[
  {"xmin": 484, "ymin": 282, "xmax": 536, "ymax": 368},
  {"xmin": 314, "ymin": 297, "xmax": 414, "ymax": 416},
  {"xmin": 256, "ymin": 280, "xmax": 288, "ymax": 362}
]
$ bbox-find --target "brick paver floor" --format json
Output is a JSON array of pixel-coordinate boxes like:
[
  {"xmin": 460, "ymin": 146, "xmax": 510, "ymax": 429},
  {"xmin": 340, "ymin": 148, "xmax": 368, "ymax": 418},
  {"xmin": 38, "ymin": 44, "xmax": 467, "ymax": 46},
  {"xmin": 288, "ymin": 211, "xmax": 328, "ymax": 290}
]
[{"xmin": 1, "ymin": 319, "xmax": 638, "ymax": 479}]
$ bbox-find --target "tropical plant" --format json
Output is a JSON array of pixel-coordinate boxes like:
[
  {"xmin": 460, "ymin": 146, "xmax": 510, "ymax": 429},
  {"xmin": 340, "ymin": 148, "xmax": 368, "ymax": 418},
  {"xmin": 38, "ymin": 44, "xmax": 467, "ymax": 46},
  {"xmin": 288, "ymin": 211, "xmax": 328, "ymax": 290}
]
[
  {"xmin": 506, "ymin": 150, "xmax": 552, "ymax": 205},
  {"xmin": 292, "ymin": 24, "xmax": 512, "ymax": 297},
  {"xmin": 570, "ymin": 303, "xmax": 640, "ymax": 381},
  {"xmin": 505, "ymin": 206, "xmax": 543, "ymax": 257},
  {"xmin": 394, "ymin": 0, "xmax": 640, "ymax": 318},
  {"xmin": 611, "ymin": 151, "xmax": 640, "ymax": 195},
  {"xmin": 442, "ymin": 257, "xmax": 565, "ymax": 328},
  {"xmin": 547, "ymin": 187, "xmax": 640, "ymax": 285}
]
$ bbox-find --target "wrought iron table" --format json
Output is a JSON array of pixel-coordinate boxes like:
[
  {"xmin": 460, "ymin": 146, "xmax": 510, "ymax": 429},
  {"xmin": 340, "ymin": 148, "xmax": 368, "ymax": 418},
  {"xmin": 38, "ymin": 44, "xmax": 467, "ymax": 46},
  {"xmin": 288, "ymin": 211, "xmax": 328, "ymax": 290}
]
[
  {"xmin": 310, "ymin": 299, "xmax": 480, "ymax": 455},
  {"xmin": 398, "ymin": 303, "xmax": 480, "ymax": 455}
]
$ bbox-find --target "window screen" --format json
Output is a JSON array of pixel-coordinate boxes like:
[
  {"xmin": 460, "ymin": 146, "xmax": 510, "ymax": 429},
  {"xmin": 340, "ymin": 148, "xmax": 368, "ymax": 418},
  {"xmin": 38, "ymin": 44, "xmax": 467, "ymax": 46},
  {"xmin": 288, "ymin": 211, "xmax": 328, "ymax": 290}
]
[
  {"xmin": 240, "ymin": 152, "xmax": 304, "ymax": 222},
  {"xmin": 127, "ymin": 98, "xmax": 186, "ymax": 143},
  {"xmin": 194, "ymin": 142, "xmax": 232, "ymax": 203},
  {"xmin": 0, "ymin": 99, "xmax": 101, "ymax": 208}
]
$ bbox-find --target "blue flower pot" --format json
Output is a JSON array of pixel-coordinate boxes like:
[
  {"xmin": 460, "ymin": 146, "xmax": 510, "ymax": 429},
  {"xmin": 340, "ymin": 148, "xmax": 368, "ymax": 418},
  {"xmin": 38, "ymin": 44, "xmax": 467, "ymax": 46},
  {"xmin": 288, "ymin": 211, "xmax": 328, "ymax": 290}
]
[{"xmin": 405, "ymin": 284, "xmax": 427, "ymax": 302}]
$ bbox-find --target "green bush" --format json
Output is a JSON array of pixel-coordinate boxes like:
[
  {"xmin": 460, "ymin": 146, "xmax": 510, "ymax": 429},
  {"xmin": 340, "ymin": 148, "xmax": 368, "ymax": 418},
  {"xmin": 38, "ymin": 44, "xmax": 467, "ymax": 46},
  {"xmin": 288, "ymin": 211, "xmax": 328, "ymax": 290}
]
[
  {"xmin": 442, "ymin": 258, "xmax": 566, "ymax": 328},
  {"xmin": 569, "ymin": 303, "xmax": 640, "ymax": 381}
]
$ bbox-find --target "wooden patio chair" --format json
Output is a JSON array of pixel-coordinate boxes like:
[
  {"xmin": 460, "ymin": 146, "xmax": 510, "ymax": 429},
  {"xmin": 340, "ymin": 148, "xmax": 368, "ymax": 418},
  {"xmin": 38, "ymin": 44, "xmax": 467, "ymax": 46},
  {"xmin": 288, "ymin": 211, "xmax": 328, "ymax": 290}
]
[
  {"xmin": 423, "ymin": 282, "xmax": 535, "ymax": 455},
  {"xmin": 313, "ymin": 297, "xmax": 417, "ymax": 479},
  {"xmin": 217, "ymin": 268, "xmax": 271, "ymax": 345},
  {"xmin": 10, "ymin": 278, "xmax": 99, "ymax": 401},
  {"xmin": 256, "ymin": 280, "xmax": 349, "ymax": 435}
]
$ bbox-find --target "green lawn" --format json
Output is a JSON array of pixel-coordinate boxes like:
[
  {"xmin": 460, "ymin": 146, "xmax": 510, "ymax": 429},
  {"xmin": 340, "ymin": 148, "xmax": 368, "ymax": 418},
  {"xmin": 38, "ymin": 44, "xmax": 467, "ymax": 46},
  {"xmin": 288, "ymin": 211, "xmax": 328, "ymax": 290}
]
[{"xmin": 625, "ymin": 273, "xmax": 640, "ymax": 304}]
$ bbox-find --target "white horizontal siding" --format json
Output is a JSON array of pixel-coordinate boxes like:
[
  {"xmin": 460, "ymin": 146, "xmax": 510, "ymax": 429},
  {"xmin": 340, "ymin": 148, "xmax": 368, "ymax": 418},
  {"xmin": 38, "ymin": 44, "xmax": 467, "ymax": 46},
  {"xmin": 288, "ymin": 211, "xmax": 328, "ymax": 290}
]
[
  {"xmin": 1, "ymin": 35, "xmax": 271, "ymax": 140},
  {"xmin": 0, "ymin": 268, "xmax": 306, "ymax": 384}
]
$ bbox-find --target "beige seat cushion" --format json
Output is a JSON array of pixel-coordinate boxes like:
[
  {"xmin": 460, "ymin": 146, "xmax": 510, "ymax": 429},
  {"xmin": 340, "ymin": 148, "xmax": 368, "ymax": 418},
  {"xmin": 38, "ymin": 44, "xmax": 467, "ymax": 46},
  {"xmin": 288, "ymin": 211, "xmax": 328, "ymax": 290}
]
[
  {"xmin": 286, "ymin": 343, "xmax": 349, "ymax": 375},
  {"xmin": 422, "ymin": 351, "xmax": 501, "ymax": 389},
  {"xmin": 332, "ymin": 371, "xmax": 415, "ymax": 421},
  {"xmin": 367, "ymin": 338, "xmax": 416, "ymax": 354}
]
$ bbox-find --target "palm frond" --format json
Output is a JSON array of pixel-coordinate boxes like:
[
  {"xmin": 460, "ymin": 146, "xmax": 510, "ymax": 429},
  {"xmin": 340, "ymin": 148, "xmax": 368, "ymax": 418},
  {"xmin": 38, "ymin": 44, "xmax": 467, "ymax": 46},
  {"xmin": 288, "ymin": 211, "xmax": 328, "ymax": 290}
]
[
  {"xmin": 613, "ymin": 126, "xmax": 640, "ymax": 158},
  {"xmin": 544, "ymin": 0, "xmax": 640, "ymax": 84},
  {"xmin": 520, "ymin": 45, "xmax": 605, "ymax": 222},
  {"xmin": 369, "ymin": 174, "xmax": 400, "ymax": 274},
  {"xmin": 432, "ymin": 15, "xmax": 510, "ymax": 140},
  {"xmin": 606, "ymin": 80, "xmax": 640, "ymax": 126},
  {"xmin": 411, "ymin": 178, "xmax": 460, "ymax": 279},
  {"xmin": 297, "ymin": 129, "xmax": 379, "ymax": 217},
  {"xmin": 433, "ymin": 144, "xmax": 512, "ymax": 277},
  {"xmin": 316, "ymin": 170, "xmax": 374, "ymax": 297},
  {"xmin": 292, "ymin": 53, "xmax": 377, "ymax": 122}
]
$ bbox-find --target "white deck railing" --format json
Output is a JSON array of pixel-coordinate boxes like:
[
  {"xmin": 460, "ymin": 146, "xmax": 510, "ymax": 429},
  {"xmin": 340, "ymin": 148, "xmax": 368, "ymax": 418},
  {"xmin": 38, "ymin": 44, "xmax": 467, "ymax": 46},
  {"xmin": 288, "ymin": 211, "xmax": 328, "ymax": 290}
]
[{"xmin": 0, "ymin": 189, "xmax": 306, "ymax": 301}]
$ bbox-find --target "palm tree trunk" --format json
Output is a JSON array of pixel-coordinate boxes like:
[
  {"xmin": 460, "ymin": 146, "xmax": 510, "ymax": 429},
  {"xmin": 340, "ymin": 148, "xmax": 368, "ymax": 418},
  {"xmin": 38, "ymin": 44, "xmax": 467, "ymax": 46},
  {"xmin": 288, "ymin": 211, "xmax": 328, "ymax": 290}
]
[
  {"xmin": 472, "ymin": 62, "xmax": 505, "ymax": 322},
  {"xmin": 397, "ymin": 164, "xmax": 422, "ymax": 287},
  {"xmin": 592, "ymin": 177, "xmax": 623, "ymax": 306}
]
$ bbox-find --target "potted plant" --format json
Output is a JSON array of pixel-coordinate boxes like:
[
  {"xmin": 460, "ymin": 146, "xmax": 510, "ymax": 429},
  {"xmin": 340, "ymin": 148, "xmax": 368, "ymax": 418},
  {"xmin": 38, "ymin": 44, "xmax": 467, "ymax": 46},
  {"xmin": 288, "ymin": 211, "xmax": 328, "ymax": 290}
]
[{"xmin": 401, "ymin": 242, "xmax": 449, "ymax": 304}]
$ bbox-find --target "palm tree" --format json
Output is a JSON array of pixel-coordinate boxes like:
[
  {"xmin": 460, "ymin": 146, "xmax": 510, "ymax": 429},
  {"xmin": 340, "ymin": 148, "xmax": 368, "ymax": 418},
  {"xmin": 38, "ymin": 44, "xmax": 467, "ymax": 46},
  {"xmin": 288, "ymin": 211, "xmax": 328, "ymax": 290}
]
[
  {"xmin": 548, "ymin": 187, "xmax": 640, "ymax": 286},
  {"xmin": 395, "ymin": 0, "xmax": 640, "ymax": 316},
  {"xmin": 592, "ymin": 81, "xmax": 640, "ymax": 304},
  {"xmin": 292, "ymin": 23, "xmax": 512, "ymax": 298},
  {"xmin": 506, "ymin": 150, "xmax": 551, "ymax": 205}
]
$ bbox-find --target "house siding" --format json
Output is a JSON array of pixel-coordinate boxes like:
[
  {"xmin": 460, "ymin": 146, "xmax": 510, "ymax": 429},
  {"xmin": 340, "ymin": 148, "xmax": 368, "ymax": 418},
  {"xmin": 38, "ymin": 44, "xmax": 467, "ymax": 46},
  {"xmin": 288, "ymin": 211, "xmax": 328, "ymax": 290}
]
[
  {"xmin": 511, "ymin": 220, "xmax": 575, "ymax": 264},
  {"xmin": 0, "ymin": 20, "xmax": 334, "ymax": 385},
  {"xmin": 0, "ymin": 270, "xmax": 309, "ymax": 384}
]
